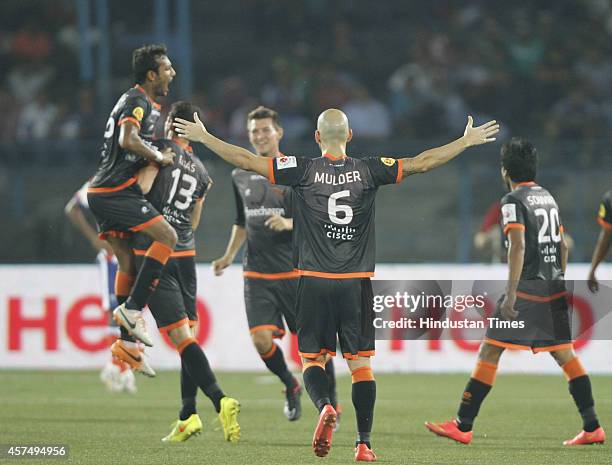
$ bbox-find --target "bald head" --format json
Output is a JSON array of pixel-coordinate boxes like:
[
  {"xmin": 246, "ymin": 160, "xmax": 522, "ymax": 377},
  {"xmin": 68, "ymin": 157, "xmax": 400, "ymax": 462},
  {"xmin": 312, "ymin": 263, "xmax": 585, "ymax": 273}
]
[{"xmin": 317, "ymin": 109, "xmax": 350, "ymax": 145}]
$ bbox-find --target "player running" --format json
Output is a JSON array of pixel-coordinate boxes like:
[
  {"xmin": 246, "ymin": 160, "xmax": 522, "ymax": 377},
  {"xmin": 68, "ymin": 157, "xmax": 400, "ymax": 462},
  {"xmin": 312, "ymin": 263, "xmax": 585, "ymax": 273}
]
[
  {"xmin": 174, "ymin": 108, "xmax": 498, "ymax": 461},
  {"xmin": 587, "ymin": 190, "xmax": 612, "ymax": 293},
  {"xmin": 212, "ymin": 106, "xmax": 339, "ymax": 423},
  {"xmin": 87, "ymin": 44, "xmax": 177, "ymax": 348},
  {"xmin": 425, "ymin": 138, "xmax": 606, "ymax": 446},
  {"xmin": 65, "ymin": 182, "xmax": 137, "ymax": 393},
  {"xmin": 124, "ymin": 101, "xmax": 241, "ymax": 443}
]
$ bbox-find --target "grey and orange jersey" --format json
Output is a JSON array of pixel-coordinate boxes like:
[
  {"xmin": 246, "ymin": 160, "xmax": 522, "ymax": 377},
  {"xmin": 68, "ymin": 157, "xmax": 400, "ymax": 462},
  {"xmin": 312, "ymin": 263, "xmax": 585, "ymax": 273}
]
[
  {"xmin": 501, "ymin": 182, "xmax": 565, "ymax": 281},
  {"xmin": 90, "ymin": 85, "xmax": 161, "ymax": 189},
  {"xmin": 133, "ymin": 138, "xmax": 210, "ymax": 253},
  {"xmin": 232, "ymin": 167, "xmax": 294, "ymax": 276},
  {"xmin": 269, "ymin": 154, "xmax": 403, "ymax": 278},
  {"xmin": 597, "ymin": 190, "xmax": 612, "ymax": 230}
]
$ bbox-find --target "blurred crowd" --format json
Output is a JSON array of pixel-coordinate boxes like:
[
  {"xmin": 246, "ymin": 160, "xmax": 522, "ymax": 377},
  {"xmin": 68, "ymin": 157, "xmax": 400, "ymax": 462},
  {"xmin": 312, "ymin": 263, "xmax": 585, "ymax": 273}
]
[{"xmin": 1, "ymin": 0, "xmax": 611, "ymax": 148}]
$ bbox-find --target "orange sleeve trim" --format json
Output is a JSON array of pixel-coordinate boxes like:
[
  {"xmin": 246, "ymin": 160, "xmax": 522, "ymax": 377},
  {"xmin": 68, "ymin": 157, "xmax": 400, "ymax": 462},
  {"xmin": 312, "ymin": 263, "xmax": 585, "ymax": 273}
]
[
  {"xmin": 118, "ymin": 117, "xmax": 141, "ymax": 129},
  {"xmin": 343, "ymin": 350, "xmax": 376, "ymax": 360},
  {"xmin": 471, "ymin": 360, "xmax": 498, "ymax": 386},
  {"xmin": 598, "ymin": 217, "xmax": 612, "ymax": 230},
  {"xmin": 243, "ymin": 270, "xmax": 299, "ymax": 280},
  {"xmin": 351, "ymin": 366, "xmax": 375, "ymax": 383},
  {"xmin": 99, "ymin": 230, "xmax": 131, "ymax": 240},
  {"xmin": 533, "ymin": 343, "xmax": 574, "ymax": 354},
  {"xmin": 299, "ymin": 349, "xmax": 337, "ymax": 359},
  {"xmin": 133, "ymin": 249, "xmax": 196, "ymax": 258},
  {"xmin": 267, "ymin": 157, "xmax": 276, "ymax": 184},
  {"xmin": 503, "ymin": 223, "xmax": 525, "ymax": 235},
  {"xmin": 561, "ymin": 356, "xmax": 586, "ymax": 381},
  {"xmin": 249, "ymin": 325, "xmax": 286, "ymax": 339},
  {"xmin": 159, "ymin": 318, "xmax": 189, "ymax": 334},
  {"xmin": 260, "ymin": 344, "xmax": 278, "ymax": 360},
  {"xmin": 302, "ymin": 360, "xmax": 326, "ymax": 371},
  {"xmin": 177, "ymin": 337, "xmax": 198, "ymax": 355},
  {"xmin": 130, "ymin": 215, "xmax": 164, "ymax": 232},
  {"xmin": 296, "ymin": 269, "xmax": 374, "ymax": 279},
  {"xmin": 144, "ymin": 240, "xmax": 173, "ymax": 265},
  {"xmin": 87, "ymin": 177, "xmax": 137, "ymax": 194},
  {"xmin": 516, "ymin": 290, "xmax": 568, "ymax": 302},
  {"xmin": 396, "ymin": 159, "xmax": 404, "ymax": 184},
  {"xmin": 484, "ymin": 337, "xmax": 531, "ymax": 351}
]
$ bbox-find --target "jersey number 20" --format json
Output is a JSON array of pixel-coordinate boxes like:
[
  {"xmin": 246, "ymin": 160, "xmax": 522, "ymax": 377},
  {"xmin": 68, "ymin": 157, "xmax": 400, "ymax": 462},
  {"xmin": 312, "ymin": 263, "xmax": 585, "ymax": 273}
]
[{"xmin": 535, "ymin": 208, "xmax": 561, "ymax": 243}]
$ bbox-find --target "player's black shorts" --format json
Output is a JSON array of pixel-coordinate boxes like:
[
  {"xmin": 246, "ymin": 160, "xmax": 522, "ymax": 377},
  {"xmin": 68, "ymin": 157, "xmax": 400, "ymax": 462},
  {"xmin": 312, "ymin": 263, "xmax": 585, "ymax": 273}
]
[
  {"xmin": 135, "ymin": 253, "xmax": 198, "ymax": 331},
  {"xmin": 244, "ymin": 277, "xmax": 297, "ymax": 337},
  {"xmin": 296, "ymin": 276, "xmax": 375, "ymax": 360},
  {"xmin": 87, "ymin": 183, "xmax": 163, "ymax": 240},
  {"xmin": 485, "ymin": 291, "xmax": 572, "ymax": 353}
]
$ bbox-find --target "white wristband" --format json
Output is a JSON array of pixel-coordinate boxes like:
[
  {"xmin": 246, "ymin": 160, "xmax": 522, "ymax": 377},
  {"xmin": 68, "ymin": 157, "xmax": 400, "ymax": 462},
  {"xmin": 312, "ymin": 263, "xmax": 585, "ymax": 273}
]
[{"xmin": 153, "ymin": 150, "xmax": 164, "ymax": 163}]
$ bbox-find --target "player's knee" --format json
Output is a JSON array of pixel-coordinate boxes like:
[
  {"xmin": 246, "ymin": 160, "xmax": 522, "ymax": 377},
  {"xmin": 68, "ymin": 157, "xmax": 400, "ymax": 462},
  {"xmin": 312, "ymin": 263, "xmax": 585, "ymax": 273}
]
[
  {"xmin": 168, "ymin": 323, "xmax": 193, "ymax": 348},
  {"xmin": 251, "ymin": 331, "xmax": 273, "ymax": 354},
  {"xmin": 478, "ymin": 342, "xmax": 504, "ymax": 364},
  {"xmin": 550, "ymin": 348, "xmax": 575, "ymax": 366}
]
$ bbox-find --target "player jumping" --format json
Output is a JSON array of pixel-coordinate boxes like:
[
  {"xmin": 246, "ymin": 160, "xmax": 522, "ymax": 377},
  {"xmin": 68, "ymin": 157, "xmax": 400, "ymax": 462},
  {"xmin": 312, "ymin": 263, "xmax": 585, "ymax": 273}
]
[
  {"xmin": 174, "ymin": 108, "xmax": 498, "ymax": 461},
  {"xmin": 212, "ymin": 106, "xmax": 339, "ymax": 423},
  {"xmin": 425, "ymin": 138, "xmax": 606, "ymax": 446},
  {"xmin": 125, "ymin": 101, "xmax": 241, "ymax": 443},
  {"xmin": 87, "ymin": 44, "xmax": 178, "ymax": 349}
]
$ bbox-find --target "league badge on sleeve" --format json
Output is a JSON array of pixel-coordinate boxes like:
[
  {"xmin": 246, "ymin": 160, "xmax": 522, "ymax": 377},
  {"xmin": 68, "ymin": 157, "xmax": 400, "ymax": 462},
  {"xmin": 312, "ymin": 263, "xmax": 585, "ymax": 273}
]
[
  {"xmin": 599, "ymin": 203, "xmax": 606, "ymax": 219},
  {"xmin": 501, "ymin": 203, "xmax": 517, "ymax": 225},
  {"xmin": 277, "ymin": 156, "xmax": 297, "ymax": 170},
  {"xmin": 132, "ymin": 106, "xmax": 145, "ymax": 122},
  {"xmin": 380, "ymin": 157, "xmax": 396, "ymax": 166}
]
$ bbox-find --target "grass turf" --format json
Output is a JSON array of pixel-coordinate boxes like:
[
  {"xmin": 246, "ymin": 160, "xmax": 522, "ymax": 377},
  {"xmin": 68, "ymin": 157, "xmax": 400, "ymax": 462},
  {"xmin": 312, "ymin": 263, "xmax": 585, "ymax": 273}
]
[{"xmin": 0, "ymin": 370, "xmax": 609, "ymax": 465}]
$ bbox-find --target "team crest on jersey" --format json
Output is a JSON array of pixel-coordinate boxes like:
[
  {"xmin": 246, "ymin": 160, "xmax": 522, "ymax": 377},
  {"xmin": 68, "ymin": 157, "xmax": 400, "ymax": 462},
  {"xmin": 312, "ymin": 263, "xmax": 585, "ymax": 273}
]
[
  {"xmin": 132, "ymin": 106, "xmax": 144, "ymax": 121},
  {"xmin": 276, "ymin": 156, "xmax": 297, "ymax": 170},
  {"xmin": 501, "ymin": 203, "xmax": 516, "ymax": 224},
  {"xmin": 380, "ymin": 157, "xmax": 396, "ymax": 167},
  {"xmin": 599, "ymin": 203, "xmax": 606, "ymax": 218}
]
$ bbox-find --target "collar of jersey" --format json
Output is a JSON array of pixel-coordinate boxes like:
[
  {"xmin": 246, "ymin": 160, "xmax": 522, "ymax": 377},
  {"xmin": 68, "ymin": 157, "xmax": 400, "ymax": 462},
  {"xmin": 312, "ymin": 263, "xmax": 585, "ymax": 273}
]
[
  {"xmin": 323, "ymin": 153, "xmax": 347, "ymax": 160},
  {"xmin": 134, "ymin": 84, "xmax": 162, "ymax": 110},
  {"xmin": 172, "ymin": 137, "xmax": 193, "ymax": 152},
  {"xmin": 517, "ymin": 181, "xmax": 537, "ymax": 187}
]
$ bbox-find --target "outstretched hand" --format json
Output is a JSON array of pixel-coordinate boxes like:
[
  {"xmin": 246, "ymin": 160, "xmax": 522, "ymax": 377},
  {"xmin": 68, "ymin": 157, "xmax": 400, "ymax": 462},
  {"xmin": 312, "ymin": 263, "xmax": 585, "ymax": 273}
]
[
  {"xmin": 173, "ymin": 112, "xmax": 208, "ymax": 143},
  {"xmin": 463, "ymin": 116, "xmax": 500, "ymax": 147}
]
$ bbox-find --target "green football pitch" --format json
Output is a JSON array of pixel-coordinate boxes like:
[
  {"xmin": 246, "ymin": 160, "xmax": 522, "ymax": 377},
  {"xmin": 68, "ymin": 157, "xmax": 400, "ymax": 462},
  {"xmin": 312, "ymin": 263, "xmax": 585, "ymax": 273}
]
[{"xmin": 0, "ymin": 371, "xmax": 609, "ymax": 465}]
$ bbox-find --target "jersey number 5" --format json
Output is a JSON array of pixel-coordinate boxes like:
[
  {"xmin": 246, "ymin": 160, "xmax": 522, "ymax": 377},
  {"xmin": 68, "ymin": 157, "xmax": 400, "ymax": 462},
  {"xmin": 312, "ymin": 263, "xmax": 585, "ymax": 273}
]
[
  {"xmin": 328, "ymin": 190, "xmax": 353, "ymax": 225},
  {"xmin": 535, "ymin": 208, "xmax": 561, "ymax": 243},
  {"xmin": 168, "ymin": 168, "xmax": 197, "ymax": 210}
]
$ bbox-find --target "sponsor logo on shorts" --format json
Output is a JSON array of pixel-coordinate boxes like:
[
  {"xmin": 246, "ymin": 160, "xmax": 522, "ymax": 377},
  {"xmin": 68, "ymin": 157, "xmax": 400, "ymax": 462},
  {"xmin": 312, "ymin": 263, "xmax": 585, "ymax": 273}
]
[{"xmin": 142, "ymin": 206, "xmax": 150, "ymax": 214}]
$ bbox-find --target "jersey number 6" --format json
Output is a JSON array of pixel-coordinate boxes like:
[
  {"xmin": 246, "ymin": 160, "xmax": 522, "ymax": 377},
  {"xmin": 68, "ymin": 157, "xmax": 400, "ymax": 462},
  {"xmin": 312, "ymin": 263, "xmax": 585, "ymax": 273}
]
[{"xmin": 328, "ymin": 190, "xmax": 353, "ymax": 225}]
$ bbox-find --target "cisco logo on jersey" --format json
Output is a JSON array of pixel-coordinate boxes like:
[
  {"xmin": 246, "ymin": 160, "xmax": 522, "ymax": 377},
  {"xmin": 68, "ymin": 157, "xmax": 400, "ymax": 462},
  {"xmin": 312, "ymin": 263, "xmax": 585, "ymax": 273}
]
[
  {"xmin": 245, "ymin": 206, "xmax": 285, "ymax": 218},
  {"xmin": 324, "ymin": 223, "xmax": 356, "ymax": 241}
]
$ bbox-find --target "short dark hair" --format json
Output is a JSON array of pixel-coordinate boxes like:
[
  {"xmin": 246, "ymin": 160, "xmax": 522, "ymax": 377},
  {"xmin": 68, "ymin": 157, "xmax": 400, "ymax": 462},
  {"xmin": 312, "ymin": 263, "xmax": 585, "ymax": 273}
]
[
  {"xmin": 133, "ymin": 44, "xmax": 167, "ymax": 84},
  {"xmin": 168, "ymin": 101, "xmax": 202, "ymax": 124},
  {"xmin": 247, "ymin": 105, "xmax": 282, "ymax": 129},
  {"xmin": 501, "ymin": 137, "xmax": 538, "ymax": 182}
]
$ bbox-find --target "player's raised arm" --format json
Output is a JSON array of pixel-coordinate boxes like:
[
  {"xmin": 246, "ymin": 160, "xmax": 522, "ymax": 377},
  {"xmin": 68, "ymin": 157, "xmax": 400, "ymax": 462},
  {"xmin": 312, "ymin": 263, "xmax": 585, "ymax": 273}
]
[
  {"xmin": 119, "ymin": 121, "xmax": 174, "ymax": 166},
  {"xmin": 174, "ymin": 113, "xmax": 270, "ymax": 177},
  {"xmin": 401, "ymin": 116, "xmax": 499, "ymax": 177}
]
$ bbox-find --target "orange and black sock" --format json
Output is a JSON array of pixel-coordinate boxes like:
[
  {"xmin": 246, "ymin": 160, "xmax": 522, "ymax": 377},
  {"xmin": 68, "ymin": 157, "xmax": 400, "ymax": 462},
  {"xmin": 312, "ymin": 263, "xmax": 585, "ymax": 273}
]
[
  {"xmin": 114, "ymin": 272, "xmax": 136, "ymax": 342},
  {"xmin": 126, "ymin": 241, "xmax": 173, "ymax": 310},
  {"xmin": 563, "ymin": 357, "xmax": 600, "ymax": 432},
  {"xmin": 179, "ymin": 359, "xmax": 198, "ymax": 420},
  {"xmin": 261, "ymin": 343, "xmax": 296, "ymax": 390},
  {"xmin": 351, "ymin": 366, "xmax": 376, "ymax": 447},
  {"xmin": 303, "ymin": 361, "xmax": 330, "ymax": 412},
  {"xmin": 456, "ymin": 360, "xmax": 498, "ymax": 432},
  {"xmin": 179, "ymin": 338, "xmax": 225, "ymax": 413},
  {"xmin": 325, "ymin": 358, "xmax": 338, "ymax": 409}
]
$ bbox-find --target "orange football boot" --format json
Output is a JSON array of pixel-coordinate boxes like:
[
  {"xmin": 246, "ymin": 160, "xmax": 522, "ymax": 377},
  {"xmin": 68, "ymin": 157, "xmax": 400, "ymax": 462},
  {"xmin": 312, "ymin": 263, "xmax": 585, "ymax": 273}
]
[
  {"xmin": 425, "ymin": 419, "xmax": 473, "ymax": 444},
  {"xmin": 312, "ymin": 404, "xmax": 337, "ymax": 457},
  {"xmin": 110, "ymin": 339, "xmax": 155, "ymax": 377},
  {"xmin": 563, "ymin": 427, "xmax": 605, "ymax": 445},
  {"xmin": 354, "ymin": 443, "xmax": 377, "ymax": 462}
]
